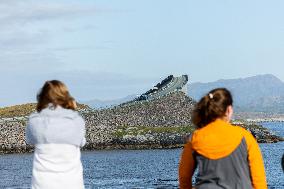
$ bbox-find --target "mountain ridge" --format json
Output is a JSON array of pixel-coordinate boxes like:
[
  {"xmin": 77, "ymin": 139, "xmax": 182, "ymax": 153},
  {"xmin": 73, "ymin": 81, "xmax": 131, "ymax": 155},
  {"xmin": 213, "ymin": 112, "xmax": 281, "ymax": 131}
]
[
  {"xmin": 83, "ymin": 74, "xmax": 284, "ymax": 114},
  {"xmin": 188, "ymin": 74, "xmax": 284, "ymax": 113}
]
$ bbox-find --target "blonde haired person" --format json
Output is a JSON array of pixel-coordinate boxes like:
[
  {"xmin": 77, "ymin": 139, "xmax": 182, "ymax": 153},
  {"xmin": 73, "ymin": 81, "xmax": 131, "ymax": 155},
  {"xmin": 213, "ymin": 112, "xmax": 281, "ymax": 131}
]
[
  {"xmin": 179, "ymin": 88, "xmax": 267, "ymax": 189},
  {"xmin": 26, "ymin": 80, "xmax": 86, "ymax": 189}
]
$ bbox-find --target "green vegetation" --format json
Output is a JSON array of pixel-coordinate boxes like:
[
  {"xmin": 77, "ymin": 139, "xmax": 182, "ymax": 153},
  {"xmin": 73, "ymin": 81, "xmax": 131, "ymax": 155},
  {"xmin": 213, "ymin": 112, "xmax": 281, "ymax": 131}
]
[
  {"xmin": 113, "ymin": 125, "xmax": 195, "ymax": 138},
  {"xmin": 0, "ymin": 103, "xmax": 36, "ymax": 118}
]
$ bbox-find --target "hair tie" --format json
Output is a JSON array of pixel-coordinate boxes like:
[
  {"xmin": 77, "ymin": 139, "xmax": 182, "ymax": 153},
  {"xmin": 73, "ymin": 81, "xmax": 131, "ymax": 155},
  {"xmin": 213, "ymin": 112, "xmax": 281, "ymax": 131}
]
[{"xmin": 208, "ymin": 93, "xmax": 214, "ymax": 99}]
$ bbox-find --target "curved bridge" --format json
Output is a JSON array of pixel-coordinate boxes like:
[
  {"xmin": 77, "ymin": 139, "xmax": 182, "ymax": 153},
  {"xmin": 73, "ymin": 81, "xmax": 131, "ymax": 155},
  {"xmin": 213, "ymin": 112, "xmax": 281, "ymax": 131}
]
[{"xmin": 135, "ymin": 75, "xmax": 188, "ymax": 101}]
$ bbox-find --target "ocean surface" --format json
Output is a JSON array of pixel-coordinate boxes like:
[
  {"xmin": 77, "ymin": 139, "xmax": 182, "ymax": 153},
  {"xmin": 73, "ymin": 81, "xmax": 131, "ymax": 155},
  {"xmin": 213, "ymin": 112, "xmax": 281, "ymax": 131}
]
[{"xmin": 0, "ymin": 122, "xmax": 283, "ymax": 189}]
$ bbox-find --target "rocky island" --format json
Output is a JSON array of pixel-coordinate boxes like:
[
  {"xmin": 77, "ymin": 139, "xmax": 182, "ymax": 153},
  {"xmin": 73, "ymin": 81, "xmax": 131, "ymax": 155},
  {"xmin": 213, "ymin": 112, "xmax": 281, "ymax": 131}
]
[{"xmin": 0, "ymin": 75, "xmax": 283, "ymax": 154}]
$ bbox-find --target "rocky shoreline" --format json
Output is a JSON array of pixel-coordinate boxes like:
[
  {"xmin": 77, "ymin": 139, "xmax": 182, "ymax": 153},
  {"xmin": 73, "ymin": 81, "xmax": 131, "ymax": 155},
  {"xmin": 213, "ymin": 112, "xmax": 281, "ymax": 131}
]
[
  {"xmin": 0, "ymin": 117, "xmax": 282, "ymax": 155},
  {"xmin": 245, "ymin": 118, "xmax": 284, "ymax": 123},
  {"xmin": 234, "ymin": 112, "xmax": 284, "ymax": 122},
  {"xmin": 0, "ymin": 93, "xmax": 283, "ymax": 154}
]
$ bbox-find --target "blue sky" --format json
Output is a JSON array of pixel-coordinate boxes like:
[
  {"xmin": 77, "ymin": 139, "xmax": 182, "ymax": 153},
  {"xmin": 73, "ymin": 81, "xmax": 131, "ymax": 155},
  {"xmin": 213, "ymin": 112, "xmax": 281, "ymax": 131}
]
[{"xmin": 1, "ymin": 0, "xmax": 284, "ymax": 106}]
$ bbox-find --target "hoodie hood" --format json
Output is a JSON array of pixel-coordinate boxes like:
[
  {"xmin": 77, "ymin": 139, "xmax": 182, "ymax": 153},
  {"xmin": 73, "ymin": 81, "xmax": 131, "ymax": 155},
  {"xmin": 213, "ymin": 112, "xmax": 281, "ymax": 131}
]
[
  {"xmin": 29, "ymin": 104, "xmax": 79, "ymax": 120},
  {"xmin": 26, "ymin": 104, "xmax": 86, "ymax": 147},
  {"xmin": 191, "ymin": 119, "xmax": 244, "ymax": 160}
]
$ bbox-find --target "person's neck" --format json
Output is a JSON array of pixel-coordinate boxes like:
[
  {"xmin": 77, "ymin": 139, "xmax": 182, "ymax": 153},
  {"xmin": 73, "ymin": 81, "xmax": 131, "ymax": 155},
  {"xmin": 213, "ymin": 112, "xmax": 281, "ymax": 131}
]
[{"xmin": 218, "ymin": 117, "xmax": 230, "ymax": 123}]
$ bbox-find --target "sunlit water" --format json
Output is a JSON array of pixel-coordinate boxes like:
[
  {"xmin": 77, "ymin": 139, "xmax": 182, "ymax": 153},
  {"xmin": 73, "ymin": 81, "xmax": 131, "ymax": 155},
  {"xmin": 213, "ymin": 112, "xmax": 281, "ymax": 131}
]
[{"xmin": 0, "ymin": 122, "xmax": 283, "ymax": 189}]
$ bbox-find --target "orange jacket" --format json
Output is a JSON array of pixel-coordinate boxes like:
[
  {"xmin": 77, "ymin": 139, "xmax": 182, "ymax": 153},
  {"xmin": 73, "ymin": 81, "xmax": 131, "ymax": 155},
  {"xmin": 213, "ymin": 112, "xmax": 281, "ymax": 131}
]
[{"xmin": 179, "ymin": 119, "xmax": 267, "ymax": 189}]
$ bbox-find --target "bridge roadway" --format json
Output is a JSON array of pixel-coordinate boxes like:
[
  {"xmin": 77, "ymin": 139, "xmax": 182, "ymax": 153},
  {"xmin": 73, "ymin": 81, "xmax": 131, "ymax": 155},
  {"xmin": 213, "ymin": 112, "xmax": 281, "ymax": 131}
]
[{"xmin": 147, "ymin": 76, "xmax": 187, "ymax": 100}]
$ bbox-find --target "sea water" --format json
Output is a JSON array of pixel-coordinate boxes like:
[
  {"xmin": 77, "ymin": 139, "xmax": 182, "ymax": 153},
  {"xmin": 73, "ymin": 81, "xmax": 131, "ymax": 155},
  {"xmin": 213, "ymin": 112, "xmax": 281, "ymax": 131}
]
[{"xmin": 0, "ymin": 122, "xmax": 283, "ymax": 189}]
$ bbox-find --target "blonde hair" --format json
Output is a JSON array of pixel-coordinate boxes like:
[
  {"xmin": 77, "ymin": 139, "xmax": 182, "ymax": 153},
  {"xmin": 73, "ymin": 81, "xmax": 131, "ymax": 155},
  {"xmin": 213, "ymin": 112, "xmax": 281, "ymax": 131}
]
[{"xmin": 36, "ymin": 80, "xmax": 76, "ymax": 112}]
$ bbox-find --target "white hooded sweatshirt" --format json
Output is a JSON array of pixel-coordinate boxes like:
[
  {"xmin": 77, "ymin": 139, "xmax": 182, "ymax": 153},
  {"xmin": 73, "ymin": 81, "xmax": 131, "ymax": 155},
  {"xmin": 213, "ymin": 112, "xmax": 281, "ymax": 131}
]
[{"xmin": 26, "ymin": 105, "xmax": 86, "ymax": 189}]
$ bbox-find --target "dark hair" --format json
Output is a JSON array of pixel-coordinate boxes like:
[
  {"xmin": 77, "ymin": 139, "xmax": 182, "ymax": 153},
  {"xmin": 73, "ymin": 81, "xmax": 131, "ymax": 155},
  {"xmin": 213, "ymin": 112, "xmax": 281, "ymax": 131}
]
[
  {"xmin": 36, "ymin": 80, "xmax": 76, "ymax": 112},
  {"xmin": 191, "ymin": 88, "xmax": 233, "ymax": 128}
]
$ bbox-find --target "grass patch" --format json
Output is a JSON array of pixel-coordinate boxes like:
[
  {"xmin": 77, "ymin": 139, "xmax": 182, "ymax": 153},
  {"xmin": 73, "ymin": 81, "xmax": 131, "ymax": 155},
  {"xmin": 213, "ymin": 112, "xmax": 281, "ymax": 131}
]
[{"xmin": 113, "ymin": 125, "xmax": 194, "ymax": 138}]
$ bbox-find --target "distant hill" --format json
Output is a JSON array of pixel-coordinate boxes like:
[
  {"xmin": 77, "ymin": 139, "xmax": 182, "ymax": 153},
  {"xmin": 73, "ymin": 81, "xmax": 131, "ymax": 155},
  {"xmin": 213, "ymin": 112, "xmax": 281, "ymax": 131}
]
[
  {"xmin": 188, "ymin": 74, "xmax": 284, "ymax": 113},
  {"xmin": 0, "ymin": 103, "xmax": 90, "ymax": 118}
]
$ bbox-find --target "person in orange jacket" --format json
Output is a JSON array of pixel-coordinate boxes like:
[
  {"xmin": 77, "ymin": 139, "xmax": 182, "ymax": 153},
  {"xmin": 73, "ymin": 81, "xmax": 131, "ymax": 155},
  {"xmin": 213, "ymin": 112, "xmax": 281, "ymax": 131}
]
[{"xmin": 179, "ymin": 88, "xmax": 267, "ymax": 189}]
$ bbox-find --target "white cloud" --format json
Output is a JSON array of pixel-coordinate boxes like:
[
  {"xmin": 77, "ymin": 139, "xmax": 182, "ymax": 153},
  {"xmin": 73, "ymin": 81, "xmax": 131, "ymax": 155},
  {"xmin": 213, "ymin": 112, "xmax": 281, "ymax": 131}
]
[
  {"xmin": 0, "ymin": 0, "xmax": 99, "ymax": 48},
  {"xmin": 0, "ymin": 1, "xmax": 100, "ymax": 73},
  {"xmin": 0, "ymin": 1, "xmax": 98, "ymax": 26}
]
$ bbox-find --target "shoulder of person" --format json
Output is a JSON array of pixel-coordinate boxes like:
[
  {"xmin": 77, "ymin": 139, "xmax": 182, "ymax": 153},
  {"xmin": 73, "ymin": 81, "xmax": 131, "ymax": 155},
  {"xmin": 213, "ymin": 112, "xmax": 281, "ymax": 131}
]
[
  {"xmin": 231, "ymin": 124, "xmax": 251, "ymax": 134},
  {"xmin": 28, "ymin": 111, "xmax": 41, "ymax": 124},
  {"xmin": 29, "ymin": 106, "xmax": 83, "ymax": 121}
]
